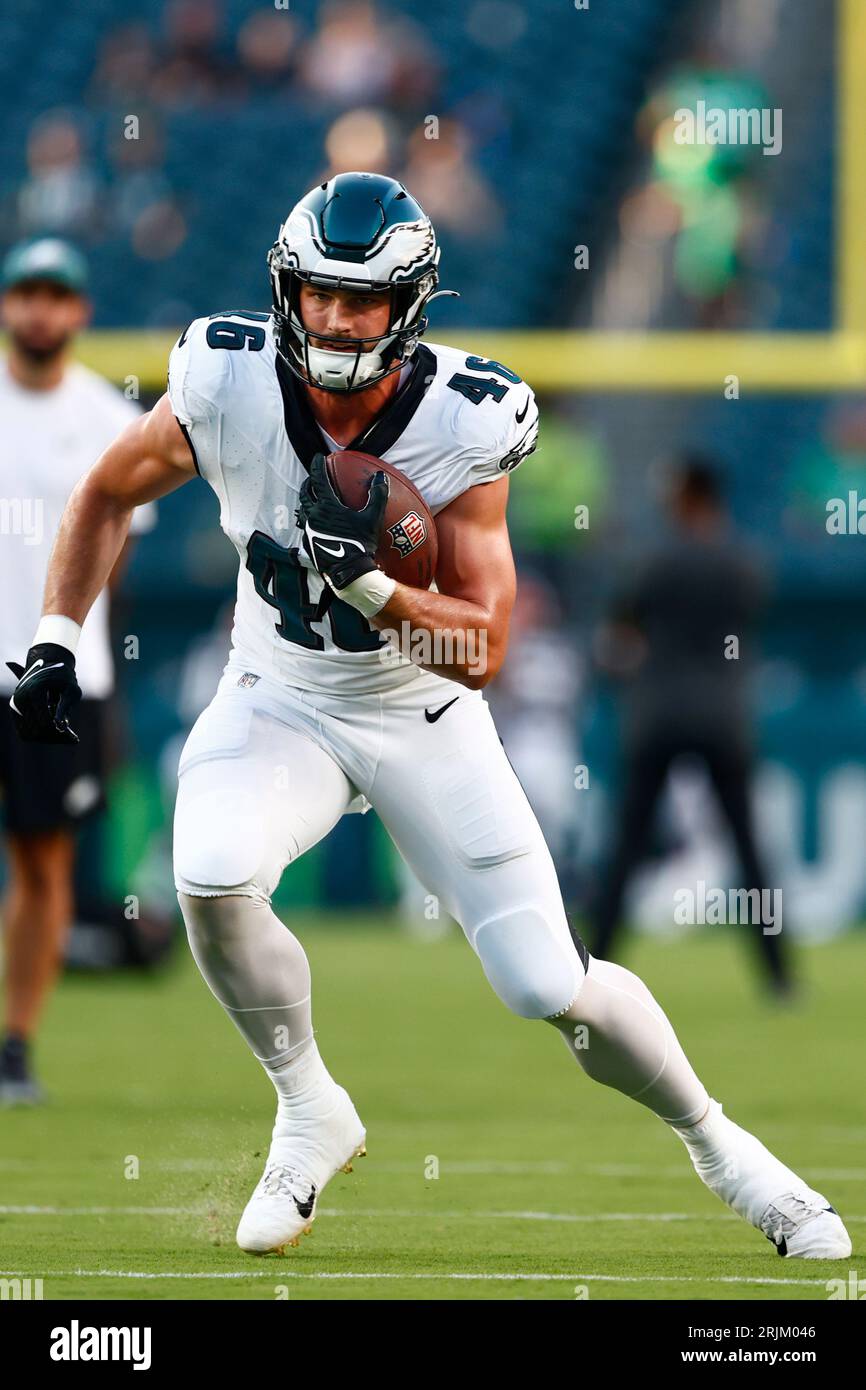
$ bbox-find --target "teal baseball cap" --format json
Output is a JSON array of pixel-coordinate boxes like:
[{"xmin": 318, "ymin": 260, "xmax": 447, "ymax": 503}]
[{"xmin": 1, "ymin": 237, "xmax": 88, "ymax": 294}]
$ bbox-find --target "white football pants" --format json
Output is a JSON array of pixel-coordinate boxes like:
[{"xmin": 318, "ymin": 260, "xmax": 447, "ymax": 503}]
[{"xmin": 174, "ymin": 666, "xmax": 586, "ymax": 1020}]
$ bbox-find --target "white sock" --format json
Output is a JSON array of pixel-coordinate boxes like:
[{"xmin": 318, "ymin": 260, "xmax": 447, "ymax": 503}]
[
  {"xmin": 671, "ymin": 1098, "xmax": 813, "ymax": 1227},
  {"xmin": 267, "ymin": 1038, "xmax": 336, "ymax": 1137}
]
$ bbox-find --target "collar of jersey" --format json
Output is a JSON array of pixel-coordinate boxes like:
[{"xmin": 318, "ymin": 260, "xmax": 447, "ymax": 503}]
[{"xmin": 274, "ymin": 342, "xmax": 437, "ymax": 470}]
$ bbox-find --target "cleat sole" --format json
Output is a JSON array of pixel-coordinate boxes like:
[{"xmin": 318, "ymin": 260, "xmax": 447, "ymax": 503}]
[{"xmin": 340, "ymin": 1140, "xmax": 368, "ymax": 1175}]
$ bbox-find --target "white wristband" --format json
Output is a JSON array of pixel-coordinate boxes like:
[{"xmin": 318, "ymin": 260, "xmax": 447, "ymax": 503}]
[
  {"xmin": 329, "ymin": 569, "xmax": 396, "ymax": 618},
  {"xmin": 32, "ymin": 614, "xmax": 82, "ymax": 656}
]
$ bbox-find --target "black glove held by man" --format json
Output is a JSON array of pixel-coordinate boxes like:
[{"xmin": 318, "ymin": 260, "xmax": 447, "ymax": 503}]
[
  {"xmin": 7, "ymin": 642, "xmax": 81, "ymax": 745},
  {"xmin": 296, "ymin": 452, "xmax": 389, "ymax": 592}
]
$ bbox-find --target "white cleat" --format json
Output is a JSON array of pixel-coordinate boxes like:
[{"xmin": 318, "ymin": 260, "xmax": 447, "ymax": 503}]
[
  {"xmin": 673, "ymin": 1098, "xmax": 852, "ymax": 1260},
  {"xmin": 236, "ymin": 1082, "xmax": 366, "ymax": 1255},
  {"xmin": 759, "ymin": 1192, "xmax": 852, "ymax": 1260}
]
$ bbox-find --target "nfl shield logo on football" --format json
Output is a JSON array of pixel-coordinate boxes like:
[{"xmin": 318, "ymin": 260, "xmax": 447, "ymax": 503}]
[{"xmin": 388, "ymin": 510, "xmax": 427, "ymax": 557}]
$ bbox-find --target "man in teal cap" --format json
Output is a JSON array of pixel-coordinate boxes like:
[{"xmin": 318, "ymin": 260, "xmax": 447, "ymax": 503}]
[{"xmin": 0, "ymin": 237, "xmax": 154, "ymax": 1103}]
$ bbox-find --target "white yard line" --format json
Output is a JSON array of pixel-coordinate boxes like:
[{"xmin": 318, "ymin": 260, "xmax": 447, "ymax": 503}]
[
  {"xmin": 0, "ymin": 1267, "xmax": 835, "ymax": 1287},
  {"xmin": 2, "ymin": 1156, "xmax": 861, "ymax": 1177},
  {"xmin": 588, "ymin": 1164, "xmax": 866, "ymax": 1180},
  {"xmin": 2, "ymin": 1203, "xmax": 864, "ymax": 1223},
  {"xmin": 0, "ymin": 1205, "xmax": 197, "ymax": 1216}
]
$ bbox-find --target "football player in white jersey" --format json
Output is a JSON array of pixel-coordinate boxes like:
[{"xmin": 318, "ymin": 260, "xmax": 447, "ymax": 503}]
[
  {"xmin": 10, "ymin": 174, "xmax": 850, "ymax": 1259},
  {"xmin": 0, "ymin": 238, "xmax": 154, "ymax": 1105}
]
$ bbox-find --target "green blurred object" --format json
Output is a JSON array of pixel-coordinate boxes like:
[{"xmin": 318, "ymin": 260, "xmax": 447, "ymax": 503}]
[
  {"xmin": 507, "ymin": 411, "xmax": 607, "ymax": 550},
  {"xmin": 653, "ymin": 68, "xmax": 773, "ymax": 187},
  {"xmin": 787, "ymin": 440, "xmax": 866, "ymax": 534},
  {"xmin": 103, "ymin": 763, "xmax": 164, "ymax": 898},
  {"xmin": 674, "ymin": 184, "xmax": 742, "ymax": 297},
  {"xmin": 649, "ymin": 66, "xmax": 771, "ymax": 301}
]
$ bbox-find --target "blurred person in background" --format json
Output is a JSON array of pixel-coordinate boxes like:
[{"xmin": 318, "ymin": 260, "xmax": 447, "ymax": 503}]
[
  {"xmin": 591, "ymin": 454, "xmax": 793, "ymax": 998},
  {"xmin": 17, "ymin": 114, "xmax": 101, "ymax": 244},
  {"xmin": 322, "ymin": 107, "xmax": 399, "ymax": 180},
  {"xmin": 300, "ymin": 0, "xmax": 438, "ymax": 114},
  {"xmin": 105, "ymin": 118, "xmax": 177, "ymax": 241},
  {"xmin": 235, "ymin": 8, "xmax": 302, "ymax": 95},
  {"xmin": 0, "ymin": 239, "xmax": 154, "ymax": 1103},
  {"xmin": 486, "ymin": 572, "xmax": 582, "ymax": 885},
  {"xmin": 401, "ymin": 117, "xmax": 500, "ymax": 240},
  {"xmin": 88, "ymin": 23, "xmax": 158, "ymax": 109},
  {"xmin": 149, "ymin": 0, "xmax": 241, "ymax": 108}
]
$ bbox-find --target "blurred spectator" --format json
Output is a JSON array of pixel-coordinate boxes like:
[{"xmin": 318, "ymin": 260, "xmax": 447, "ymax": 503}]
[
  {"xmin": 88, "ymin": 24, "xmax": 158, "ymax": 108},
  {"xmin": 300, "ymin": 0, "xmax": 438, "ymax": 114},
  {"xmin": 487, "ymin": 573, "xmax": 583, "ymax": 881},
  {"xmin": 784, "ymin": 400, "xmax": 866, "ymax": 545},
  {"xmin": 17, "ymin": 114, "xmax": 101, "ymax": 243},
  {"xmin": 236, "ymin": 9, "xmax": 302, "ymax": 94},
  {"xmin": 590, "ymin": 455, "xmax": 793, "ymax": 997},
  {"xmin": 102, "ymin": 116, "xmax": 188, "ymax": 262},
  {"xmin": 401, "ymin": 118, "xmax": 500, "ymax": 238},
  {"xmin": 323, "ymin": 108, "xmax": 399, "ymax": 177},
  {"xmin": 105, "ymin": 118, "xmax": 177, "ymax": 238},
  {"xmin": 130, "ymin": 200, "xmax": 188, "ymax": 262},
  {"xmin": 149, "ymin": 0, "xmax": 241, "ymax": 108}
]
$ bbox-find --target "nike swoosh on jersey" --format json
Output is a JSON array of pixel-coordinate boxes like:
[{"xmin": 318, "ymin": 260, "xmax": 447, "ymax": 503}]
[
  {"xmin": 515, "ymin": 398, "xmax": 530, "ymax": 424},
  {"xmin": 425, "ymin": 697, "xmax": 459, "ymax": 723}
]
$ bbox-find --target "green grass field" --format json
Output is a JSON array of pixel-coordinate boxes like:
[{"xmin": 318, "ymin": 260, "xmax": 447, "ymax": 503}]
[{"xmin": 1, "ymin": 921, "xmax": 863, "ymax": 1301}]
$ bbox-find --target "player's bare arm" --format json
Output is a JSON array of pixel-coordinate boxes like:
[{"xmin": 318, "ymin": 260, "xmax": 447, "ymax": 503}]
[
  {"xmin": 42, "ymin": 394, "xmax": 195, "ymax": 625},
  {"xmin": 8, "ymin": 395, "xmax": 194, "ymax": 744},
  {"xmin": 369, "ymin": 477, "xmax": 515, "ymax": 689}
]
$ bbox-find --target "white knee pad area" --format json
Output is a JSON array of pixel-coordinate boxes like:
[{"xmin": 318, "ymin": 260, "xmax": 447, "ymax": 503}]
[{"xmin": 472, "ymin": 908, "xmax": 585, "ymax": 1019}]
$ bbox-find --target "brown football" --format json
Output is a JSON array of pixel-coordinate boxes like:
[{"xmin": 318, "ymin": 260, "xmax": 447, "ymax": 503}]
[{"xmin": 324, "ymin": 449, "xmax": 438, "ymax": 588}]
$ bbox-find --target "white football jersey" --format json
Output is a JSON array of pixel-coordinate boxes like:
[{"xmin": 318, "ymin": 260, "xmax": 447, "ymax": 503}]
[{"xmin": 167, "ymin": 311, "xmax": 538, "ymax": 695}]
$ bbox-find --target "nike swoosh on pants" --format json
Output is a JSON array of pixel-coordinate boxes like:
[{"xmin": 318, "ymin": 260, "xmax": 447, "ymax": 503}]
[{"xmin": 425, "ymin": 697, "xmax": 459, "ymax": 723}]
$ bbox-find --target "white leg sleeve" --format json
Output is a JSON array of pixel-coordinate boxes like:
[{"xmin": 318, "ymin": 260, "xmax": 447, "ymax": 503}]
[
  {"xmin": 178, "ymin": 892, "xmax": 315, "ymax": 1066},
  {"xmin": 549, "ymin": 955, "xmax": 709, "ymax": 1126}
]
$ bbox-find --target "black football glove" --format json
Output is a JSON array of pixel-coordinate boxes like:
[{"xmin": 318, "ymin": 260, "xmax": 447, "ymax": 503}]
[
  {"xmin": 296, "ymin": 452, "xmax": 389, "ymax": 592},
  {"xmin": 7, "ymin": 642, "xmax": 81, "ymax": 745}
]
